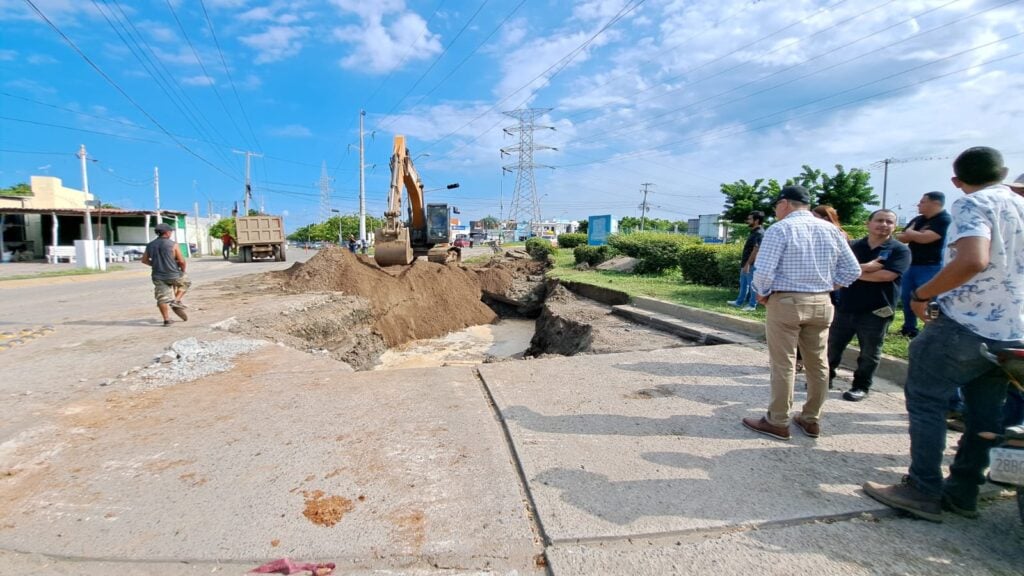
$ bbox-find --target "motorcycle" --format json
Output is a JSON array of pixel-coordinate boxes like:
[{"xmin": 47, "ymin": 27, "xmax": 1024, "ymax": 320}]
[{"xmin": 979, "ymin": 343, "xmax": 1024, "ymax": 524}]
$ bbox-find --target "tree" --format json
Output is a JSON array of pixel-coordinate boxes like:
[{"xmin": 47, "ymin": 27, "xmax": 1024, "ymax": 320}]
[
  {"xmin": 720, "ymin": 178, "xmax": 779, "ymax": 223},
  {"xmin": 286, "ymin": 213, "xmax": 384, "ymax": 243},
  {"xmin": 813, "ymin": 164, "xmax": 877, "ymax": 224},
  {"xmin": 577, "ymin": 219, "xmax": 588, "ymax": 233},
  {"xmin": 0, "ymin": 182, "xmax": 32, "ymax": 196},
  {"xmin": 479, "ymin": 215, "xmax": 500, "ymax": 230},
  {"xmin": 209, "ymin": 217, "xmax": 236, "ymax": 238}
]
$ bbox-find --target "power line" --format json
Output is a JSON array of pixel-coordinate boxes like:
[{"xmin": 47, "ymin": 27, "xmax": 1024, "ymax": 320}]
[
  {"xmin": 199, "ymin": 0, "xmax": 262, "ymax": 152},
  {"xmin": 0, "ymin": 115, "xmax": 164, "ymax": 144},
  {"xmin": 22, "ymin": 0, "xmax": 240, "ymax": 181}
]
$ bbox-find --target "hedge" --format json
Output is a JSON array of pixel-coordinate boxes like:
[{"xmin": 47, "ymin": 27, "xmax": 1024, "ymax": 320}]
[
  {"xmin": 608, "ymin": 232, "xmax": 700, "ymax": 274},
  {"xmin": 557, "ymin": 232, "xmax": 588, "ymax": 249},
  {"xmin": 678, "ymin": 242, "xmax": 746, "ymax": 288},
  {"xmin": 525, "ymin": 237, "xmax": 557, "ymax": 260},
  {"xmin": 574, "ymin": 244, "xmax": 618, "ymax": 266}
]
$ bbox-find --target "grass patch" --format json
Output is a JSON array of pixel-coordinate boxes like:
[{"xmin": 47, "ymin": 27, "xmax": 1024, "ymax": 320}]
[
  {"xmin": 0, "ymin": 265, "xmax": 126, "ymax": 282},
  {"xmin": 548, "ymin": 250, "xmax": 912, "ymax": 359}
]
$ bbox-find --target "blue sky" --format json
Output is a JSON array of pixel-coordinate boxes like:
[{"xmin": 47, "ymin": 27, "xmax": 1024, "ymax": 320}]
[{"xmin": 1, "ymin": 0, "xmax": 1022, "ymax": 233}]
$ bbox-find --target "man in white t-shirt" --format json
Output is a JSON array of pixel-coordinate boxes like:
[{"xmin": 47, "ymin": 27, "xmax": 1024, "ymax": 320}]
[{"xmin": 863, "ymin": 146, "xmax": 1024, "ymax": 522}]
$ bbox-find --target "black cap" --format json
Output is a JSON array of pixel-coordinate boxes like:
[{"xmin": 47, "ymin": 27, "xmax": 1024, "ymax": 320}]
[
  {"xmin": 778, "ymin": 185, "xmax": 810, "ymax": 204},
  {"xmin": 155, "ymin": 223, "xmax": 173, "ymax": 233}
]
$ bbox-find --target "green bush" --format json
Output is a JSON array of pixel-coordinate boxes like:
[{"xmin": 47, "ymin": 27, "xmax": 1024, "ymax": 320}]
[
  {"xmin": 557, "ymin": 232, "xmax": 588, "ymax": 249},
  {"xmin": 608, "ymin": 232, "xmax": 698, "ymax": 274},
  {"xmin": 573, "ymin": 245, "xmax": 618, "ymax": 266},
  {"xmin": 525, "ymin": 237, "xmax": 556, "ymax": 260},
  {"xmin": 679, "ymin": 243, "xmax": 723, "ymax": 285},
  {"xmin": 713, "ymin": 243, "xmax": 744, "ymax": 289},
  {"xmin": 840, "ymin": 224, "xmax": 866, "ymax": 241}
]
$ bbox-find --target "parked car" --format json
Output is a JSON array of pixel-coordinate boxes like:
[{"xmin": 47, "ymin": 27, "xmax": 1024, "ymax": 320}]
[{"xmin": 452, "ymin": 237, "xmax": 471, "ymax": 248}]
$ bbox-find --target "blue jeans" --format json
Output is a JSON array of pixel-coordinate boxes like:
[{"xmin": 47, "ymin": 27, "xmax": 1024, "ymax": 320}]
[
  {"xmin": 900, "ymin": 264, "xmax": 942, "ymax": 334},
  {"xmin": 733, "ymin": 266, "xmax": 758, "ymax": 307},
  {"xmin": 905, "ymin": 315, "xmax": 1019, "ymax": 500},
  {"xmin": 827, "ymin": 311, "xmax": 891, "ymax": 391}
]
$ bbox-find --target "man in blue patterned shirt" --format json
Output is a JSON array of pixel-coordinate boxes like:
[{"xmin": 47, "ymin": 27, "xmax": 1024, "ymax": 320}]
[
  {"xmin": 743, "ymin": 185, "xmax": 860, "ymax": 441},
  {"xmin": 864, "ymin": 146, "xmax": 1024, "ymax": 522}
]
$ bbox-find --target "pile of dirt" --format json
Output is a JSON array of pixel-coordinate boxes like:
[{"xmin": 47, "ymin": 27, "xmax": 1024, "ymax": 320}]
[
  {"xmin": 472, "ymin": 257, "xmax": 549, "ymax": 316},
  {"xmin": 279, "ymin": 247, "xmax": 497, "ymax": 347}
]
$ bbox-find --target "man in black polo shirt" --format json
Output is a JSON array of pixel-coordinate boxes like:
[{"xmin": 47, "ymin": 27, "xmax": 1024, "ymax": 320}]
[
  {"xmin": 727, "ymin": 210, "xmax": 765, "ymax": 311},
  {"xmin": 828, "ymin": 209, "xmax": 910, "ymax": 401},
  {"xmin": 896, "ymin": 191, "xmax": 951, "ymax": 337}
]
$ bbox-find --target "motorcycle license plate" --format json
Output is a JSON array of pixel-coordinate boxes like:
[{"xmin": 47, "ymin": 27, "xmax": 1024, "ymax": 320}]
[{"xmin": 989, "ymin": 448, "xmax": 1024, "ymax": 485}]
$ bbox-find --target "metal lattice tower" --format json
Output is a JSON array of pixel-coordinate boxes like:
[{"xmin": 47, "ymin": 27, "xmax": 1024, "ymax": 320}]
[
  {"xmin": 318, "ymin": 160, "xmax": 333, "ymax": 222},
  {"xmin": 501, "ymin": 108, "xmax": 555, "ymax": 237}
]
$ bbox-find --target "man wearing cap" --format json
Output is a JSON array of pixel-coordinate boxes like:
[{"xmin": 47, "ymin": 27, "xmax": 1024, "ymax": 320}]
[
  {"xmin": 896, "ymin": 191, "xmax": 952, "ymax": 338},
  {"xmin": 141, "ymin": 223, "xmax": 191, "ymax": 326},
  {"xmin": 863, "ymin": 146, "xmax": 1024, "ymax": 522},
  {"xmin": 744, "ymin": 185, "xmax": 860, "ymax": 440}
]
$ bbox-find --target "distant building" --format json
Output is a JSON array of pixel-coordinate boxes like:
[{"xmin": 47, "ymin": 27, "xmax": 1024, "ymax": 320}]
[{"xmin": 686, "ymin": 214, "xmax": 728, "ymax": 242}]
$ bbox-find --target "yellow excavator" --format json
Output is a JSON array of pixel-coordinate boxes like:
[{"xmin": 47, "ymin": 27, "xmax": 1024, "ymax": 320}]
[{"xmin": 373, "ymin": 135, "xmax": 460, "ymax": 266}]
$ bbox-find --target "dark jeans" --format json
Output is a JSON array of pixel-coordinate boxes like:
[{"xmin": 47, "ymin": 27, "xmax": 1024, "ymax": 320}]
[
  {"xmin": 904, "ymin": 315, "xmax": 1020, "ymax": 501},
  {"xmin": 732, "ymin": 266, "xmax": 758, "ymax": 307},
  {"xmin": 900, "ymin": 264, "xmax": 942, "ymax": 334},
  {"xmin": 827, "ymin": 311, "xmax": 891, "ymax": 391}
]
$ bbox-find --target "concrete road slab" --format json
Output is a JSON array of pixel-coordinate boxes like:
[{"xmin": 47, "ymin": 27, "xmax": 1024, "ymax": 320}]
[
  {"xmin": 0, "ymin": 345, "xmax": 541, "ymax": 573},
  {"xmin": 546, "ymin": 499, "xmax": 1024, "ymax": 575},
  {"xmin": 478, "ymin": 345, "xmax": 922, "ymax": 542}
]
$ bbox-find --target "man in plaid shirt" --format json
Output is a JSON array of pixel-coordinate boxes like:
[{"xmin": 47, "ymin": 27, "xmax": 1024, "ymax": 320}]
[{"xmin": 743, "ymin": 185, "xmax": 861, "ymax": 440}]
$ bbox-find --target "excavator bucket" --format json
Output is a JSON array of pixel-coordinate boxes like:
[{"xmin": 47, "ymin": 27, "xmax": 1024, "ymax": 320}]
[{"xmin": 373, "ymin": 228, "xmax": 413, "ymax": 266}]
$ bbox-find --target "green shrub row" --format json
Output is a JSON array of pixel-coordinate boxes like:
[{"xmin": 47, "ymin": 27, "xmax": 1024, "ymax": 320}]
[
  {"xmin": 573, "ymin": 244, "xmax": 618, "ymax": 266},
  {"xmin": 678, "ymin": 243, "xmax": 744, "ymax": 288},
  {"xmin": 607, "ymin": 232, "xmax": 700, "ymax": 274},
  {"xmin": 525, "ymin": 237, "xmax": 557, "ymax": 260},
  {"xmin": 556, "ymin": 232, "xmax": 588, "ymax": 249}
]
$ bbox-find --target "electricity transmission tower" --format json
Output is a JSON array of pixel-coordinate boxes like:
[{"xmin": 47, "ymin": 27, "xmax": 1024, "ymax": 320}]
[
  {"xmin": 318, "ymin": 161, "xmax": 333, "ymax": 222},
  {"xmin": 501, "ymin": 108, "xmax": 556, "ymax": 238}
]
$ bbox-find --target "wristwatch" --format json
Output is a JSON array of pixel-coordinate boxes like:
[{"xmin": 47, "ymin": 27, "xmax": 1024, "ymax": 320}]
[{"xmin": 910, "ymin": 289, "xmax": 930, "ymax": 302}]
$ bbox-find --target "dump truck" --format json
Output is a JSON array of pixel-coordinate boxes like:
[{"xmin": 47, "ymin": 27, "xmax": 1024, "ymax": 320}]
[
  {"xmin": 235, "ymin": 215, "xmax": 286, "ymax": 262},
  {"xmin": 373, "ymin": 135, "xmax": 459, "ymax": 266}
]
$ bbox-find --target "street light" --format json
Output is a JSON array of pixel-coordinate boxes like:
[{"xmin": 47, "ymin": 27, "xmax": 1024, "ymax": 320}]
[
  {"xmin": 413, "ymin": 153, "xmax": 431, "ymax": 162},
  {"xmin": 424, "ymin": 182, "xmax": 460, "ymax": 193},
  {"xmin": 331, "ymin": 209, "xmax": 341, "ymax": 245}
]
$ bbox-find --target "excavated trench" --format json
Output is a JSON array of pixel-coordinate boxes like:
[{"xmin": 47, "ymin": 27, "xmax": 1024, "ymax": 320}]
[{"xmin": 225, "ymin": 246, "xmax": 701, "ymax": 371}]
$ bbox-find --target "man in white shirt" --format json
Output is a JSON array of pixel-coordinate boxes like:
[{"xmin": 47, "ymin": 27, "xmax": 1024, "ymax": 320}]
[{"xmin": 864, "ymin": 146, "xmax": 1024, "ymax": 522}]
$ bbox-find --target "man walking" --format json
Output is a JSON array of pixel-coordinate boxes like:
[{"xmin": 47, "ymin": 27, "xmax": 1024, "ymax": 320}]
[
  {"xmin": 827, "ymin": 209, "xmax": 911, "ymax": 402},
  {"xmin": 863, "ymin": 146, "xmax": 1024, "ymax": 522},
  {"xmin": 743, "ymin": 185, "xmax": 860, "ymax": 440},
  {"xmin": 896, "ymin": 191, "xmax": 951, "ymax": 338},
  {"xmin": 221, "ymin": 231, "xmax": 234, "ymax": 260},
  {"xmin": 141, "ymin": 223, "xmax": 191, "ymax": 326},
  {"xmin": 727, "ymin": 210, "xmax": 765, "ymax": 311}
]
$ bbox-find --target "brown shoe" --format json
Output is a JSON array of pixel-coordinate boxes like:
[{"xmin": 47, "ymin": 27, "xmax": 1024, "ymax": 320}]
[
  {"xmin": 863, "ymin": 477, "xmax": 942, "ymax": 522},
  {"xmin": 742, "ymin": 416, "xmax": 791, "ymax": 440},
  {"xmin": 793, "ymin": 415, "xmax": 820, "ymax": 438}
]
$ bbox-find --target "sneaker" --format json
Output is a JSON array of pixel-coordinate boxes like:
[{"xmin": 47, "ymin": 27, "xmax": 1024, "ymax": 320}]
[
  {"xmin": 946, "ymin": 418, "xmax": 966, "ymax": 433},
  {"xmin": 163, "ymin": 319, "xmax": 172, "ymax": 327},
  {"xmin": 741, "ymin": 416, "xmax": 791, "ymax": 440},
  {"xmin": 169, "ymin": 300, "xmax": 189, "ymax": 309},
  {"xmin": 727, "ymin": 301, "xmax": 741, "ymax": 307},
  {"xmin": 741, "ymin": 305, "xmax": 757, "ymax": 312},
  {"xmin": 843, "ymin": 388, "xmax": 868, "ymax": 402},
  {"xmin": 793, "ymin": 415, "xmax": 820, "ymax": 438},
  {"xmin": 941, "ymin": 493, "xmax": 979, "ymax": 519},
  {"xmin": 863, "ymin": 477, "xmax": 942, "ymax": 522}
]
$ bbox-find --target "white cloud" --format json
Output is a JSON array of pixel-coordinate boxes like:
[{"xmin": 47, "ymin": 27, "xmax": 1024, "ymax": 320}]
[
  {"xmin": 181, "ymin": 75, "xmax": 216, "ymax": 86},
  {"xmin": 27, "ymin": 54, "xmax": 58, "ymax": 64},
  {"xmin": 240, "ymin": 25, "xmax": 310, "ymax": 64},
  {"xmin": 4, "ymin": 78, "xmax": 57, "ymax": 95},
  {"xmin": 0, "ymin": 49, "xmax": 16, "ymax": 60},
  {"xmin": 331, "ymin": 1, "xmax": 442, "ymax": 74},
  {"xmin": 270, "ymin": 124, "xmax": 313, "ymax": 137}
]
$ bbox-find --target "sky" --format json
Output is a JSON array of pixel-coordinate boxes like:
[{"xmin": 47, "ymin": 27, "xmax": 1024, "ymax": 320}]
[{"xmin": 1, "ymin": 0, "xmax": 1022, "ymax": 235}]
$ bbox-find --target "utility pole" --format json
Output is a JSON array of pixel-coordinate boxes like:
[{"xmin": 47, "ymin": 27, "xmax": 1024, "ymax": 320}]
[
  {"xmin": 881, "ymin": 158, "xmax": 891, "ymax": 209},
  {"xmin": 77, "ymin": 144, "xmax": 94, "ymax": 240},
  {"xmin": 501, "ymin": 108, "xmax": 556, "ymax": 238},
  {"xmin": 639, "ymin": 182, "xmax": 654, "ymax": 231},
  {"xmin": 319, "ymin": 161, "xmax": 333, "ymax": 223},
  {"xmin": 233, "ymin": 149, "xmax": 263, "ymax": 215},
  {"xmin": 359, "ymin": 109, "xmax": 367, "ymax": 245},
  {"xmin": 154, "ymin": 166, "xmax": 161, "ymax": 222}
]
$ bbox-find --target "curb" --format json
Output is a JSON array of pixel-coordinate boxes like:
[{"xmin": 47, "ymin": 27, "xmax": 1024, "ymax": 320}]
[{"xmin": 556, "ymin": 280, "xmax": 908, "ymax": 388}]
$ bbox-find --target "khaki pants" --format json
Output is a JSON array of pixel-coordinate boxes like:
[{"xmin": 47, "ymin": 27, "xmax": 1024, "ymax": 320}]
[{"xmin": 765, "ymin": 292, "xmax": 834, "ymax": 426}]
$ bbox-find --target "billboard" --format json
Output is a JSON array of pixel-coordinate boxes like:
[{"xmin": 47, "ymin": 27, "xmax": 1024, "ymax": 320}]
[{"xmin": 587, "ymin": 215, "xmax": 617, "ymax": 246}]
